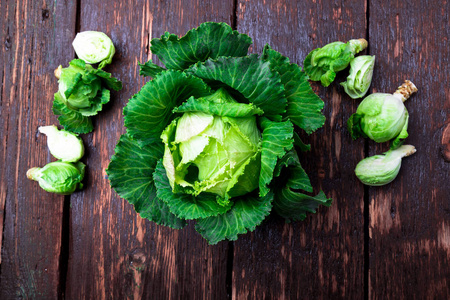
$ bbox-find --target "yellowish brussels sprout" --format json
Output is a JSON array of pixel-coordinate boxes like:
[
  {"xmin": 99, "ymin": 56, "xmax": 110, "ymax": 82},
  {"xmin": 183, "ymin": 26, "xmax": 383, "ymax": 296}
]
[
  {"xmin": 72, "ymin": 31, "xmax": 115, "ymax": 69},
  {"xmin": 355, "ymin": 145, "xmax": 416, "ymax": 186},
  {"xmin": 39, "ymin": 125, "xmax": 84, "ymax": 162},
  {"xmin": 341, "ymin": 55, "xmax": 375, "ymax": 99}
]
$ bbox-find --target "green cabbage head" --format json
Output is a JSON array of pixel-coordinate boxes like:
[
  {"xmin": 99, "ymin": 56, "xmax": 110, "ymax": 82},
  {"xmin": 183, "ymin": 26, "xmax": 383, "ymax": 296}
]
[{"xmin": 161, "ymin": 88, "xmax": 261, "ymax": 204}]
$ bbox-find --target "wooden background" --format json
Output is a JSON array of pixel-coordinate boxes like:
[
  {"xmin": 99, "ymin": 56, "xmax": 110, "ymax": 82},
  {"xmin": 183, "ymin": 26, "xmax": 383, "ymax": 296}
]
[{"xmin": 1, "ymin": 0, "xmax": 449, "ymax": 298}]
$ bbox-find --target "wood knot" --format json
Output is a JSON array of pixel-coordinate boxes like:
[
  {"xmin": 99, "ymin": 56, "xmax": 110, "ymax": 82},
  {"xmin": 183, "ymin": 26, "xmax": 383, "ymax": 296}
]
[
  {"xmin": 130, "ymin": 248, "xmax": 146, "ymax": 270},
  {"xmin": 441, "ymin": 123, "xmax": 450, "ymax": 162},
  {"xmin": 42, "ymin": 9, "xmax": 50, "ymax": 20},
  {"xmin": 4, "ymin": 36, "xmax": 11, "ymax": 51}
]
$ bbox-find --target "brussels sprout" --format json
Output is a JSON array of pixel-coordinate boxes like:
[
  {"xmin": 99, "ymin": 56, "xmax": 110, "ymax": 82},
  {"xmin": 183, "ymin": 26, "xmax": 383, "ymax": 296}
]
[
  {"xmin": 38, "ymin": 125, "xmax": 84, "ymax": 162},
  {"xmin": 355, "ymin": 145, "xmax": 416, "ymax": 186},
  {"xmin": 161, "ymin": 88, "xmax": 261, "ymax": 202},
  {"xmin": 27, "ymin": 161, "xmax": 85, "ymax": 195},
  {"xmin": 348, "ymin": 80, "xmax": 417, "ymax": 149},
  {"xmin": 341, "ymin": 55, "xmax": 375, "ymax": 99},
  {"xmin": 304, "ymin": 38, "xmax": 368, "ymax": 87},
  {"xmin": 72, "ymin": 31, "xmax": 115, "ymax": 69},
  {"xmin": 56, "ymin": 59, "xmax": 121, "ymax": 117}
]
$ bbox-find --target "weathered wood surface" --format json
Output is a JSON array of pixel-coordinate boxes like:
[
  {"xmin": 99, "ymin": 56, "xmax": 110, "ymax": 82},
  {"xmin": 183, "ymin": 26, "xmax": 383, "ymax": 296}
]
[
  {"xmin": 0, "ymin": 0, "xmax": 77, "ymax": 298},
  {"xmin": 0, "ymin": 0, "xmax": 449, "ymax": 299},
  {"xmin": 368, "ymin": 1, "xmax": 450, "ymax": 299}
]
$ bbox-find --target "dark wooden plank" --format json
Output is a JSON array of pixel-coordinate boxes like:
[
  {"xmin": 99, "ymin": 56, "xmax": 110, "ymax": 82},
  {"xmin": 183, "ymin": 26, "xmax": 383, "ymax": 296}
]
[
  {"xmin": 232, "ymin": 0, "xmax": 367, "ymax": 298},
  {"xmin": 65, "ymin": 1, "xmax": 234, "ymax": 298},
  {"xmin": 369, "ymin": 1, "xmax": 450, "ymax": 299},
  {"xmin": 0, "ymin": 0, "xmax": 77, "ymax": 298}
]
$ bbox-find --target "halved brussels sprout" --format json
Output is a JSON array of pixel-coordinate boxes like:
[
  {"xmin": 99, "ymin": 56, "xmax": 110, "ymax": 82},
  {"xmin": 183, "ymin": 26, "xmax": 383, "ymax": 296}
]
[
  {"xmin": 72, "ymin": 31, "xmax": 115, "ymax": 69},
  {"xmin": 341, "ymin": 55, "xmax": 375, "ymax": 99},
  {"xmin": 39, "ymin": 125, "xmax": 84, "ymax": 162},
  {"xmin": 355, "ymin": 145, "xmax": 416, "ymax": 186}
]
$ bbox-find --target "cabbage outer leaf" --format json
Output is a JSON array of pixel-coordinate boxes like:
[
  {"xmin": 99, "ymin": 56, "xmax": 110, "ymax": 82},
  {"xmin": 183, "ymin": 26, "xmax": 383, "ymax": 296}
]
[
  {"xmin": 174, "ymin": 96, "xmax": 264, "ymax": 117},
  {"xmin": 124, "ymin": 70, "xmax": 211, "ymax": 145},
  {"xmin": 139, "ymin": 59, "xmax": 166, "ymax": 78},
  {"xmin": 188, "ymin": 55, "xmax": 287, "ymax": 121},
  {"xmin": 150, "ymin": 22, "xmax": 252, "ymax": 70},
  {"xmin": 272, "ymin": 150, "xmax": 332, "ymax": 222},
  {"xmin": 106, "ymin": 134, "xmax": 186, "ymax": 229},
  {"xmin": 195, "ymin": 191, "xmax": 273, "ymax": 245},
  {"xmin": 262, "ymin": 45, "xmax": 326, "ymax": 134},
  {"xmin": 259, "ymin": 118, "xmax": 294, "ymax": 197}
]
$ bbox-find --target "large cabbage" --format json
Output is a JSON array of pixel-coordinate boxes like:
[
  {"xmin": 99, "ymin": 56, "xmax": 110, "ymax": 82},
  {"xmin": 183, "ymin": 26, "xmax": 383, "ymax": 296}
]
[{"xmin": 107, "ymin": 22, "xmax": 332, "ymax": 244}]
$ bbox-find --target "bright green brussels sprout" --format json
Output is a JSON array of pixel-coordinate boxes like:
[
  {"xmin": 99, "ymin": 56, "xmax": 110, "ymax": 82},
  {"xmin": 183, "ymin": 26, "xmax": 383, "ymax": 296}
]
[
  {"xmin": 27, "ymin": 161, "xmax": 85, "ymax": 195},
  {"xmin": 39, "ymin": 125, "xmax": 84, "ymax": 162},
  {"xmin": 348, "ymin": 80, "xmax": 417, "ymax": 149},
  {"xmin": 72, "ymin": 31, "xmax": 115, "ymax": 69},
  {"xmin": 341, "ymin": 55, "xmax": 375, "ymax": 99},
  {"xmin": 304, "ymin": 38, "xmax": 368, "ymax": 87},
  {"xmin": 161, "ymin": 88, "xmax": 261, "ymax": 203},
  {"xmin": 355, "ymin": 145, "xmax": 416, "ymax": 186}
]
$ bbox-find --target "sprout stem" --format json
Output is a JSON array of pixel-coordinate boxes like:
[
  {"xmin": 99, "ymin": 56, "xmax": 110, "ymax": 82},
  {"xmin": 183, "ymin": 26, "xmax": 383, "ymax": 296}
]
[
  {"xmin": 54, "ymin": 65, "xmax": 62, "ymax": 79},
  {"xmin": 393, "ymin": 80, "xmax": 418, "ymax": 102},
  {"xmin": 26, "ymin": 167, "xmax": 40, "ymax": 180}
]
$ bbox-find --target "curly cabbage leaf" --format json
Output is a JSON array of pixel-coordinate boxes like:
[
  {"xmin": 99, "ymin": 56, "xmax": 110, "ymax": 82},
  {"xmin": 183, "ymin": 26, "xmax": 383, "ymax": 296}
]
[
  {"xmin": 149, "ymin": 22, "xmax": 252, "ymax": 71},
  {"xmin": 272, "ymin": 150, "xmax": 332, "ymax": 222},
  {"xmin": 106, "ymin": 134, "xmax": 186, "ymax": 229},
  {"xmin": 262, "ymin": 44, "xmax": 326, "ymax": 134}
]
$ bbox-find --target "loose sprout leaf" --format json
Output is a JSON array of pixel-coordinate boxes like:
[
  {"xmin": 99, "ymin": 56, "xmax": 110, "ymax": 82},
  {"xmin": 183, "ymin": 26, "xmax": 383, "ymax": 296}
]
[
  {"xmin": 347, "ymin": 113, "xmax": 367, "ymax": 140},
  {"xmin": 52, "ymin": 92, "xmax": 94, "ymax": 134},
  {"xmin": 153, "ymin": 160, "xmax": 232, "ymax": 219},
  {"xmin": 124, "ymin": 70, "xmax": 211, "ymax": 145},
  {"xmin": 150, "ymin": 22, "xmax": 252, "ymax": 70},
  {"xmin": 195, "ymin": 191, "xmax": 273, "ymax": 245},
  {"xmin": 271, "ymin": 149, "xmax": 331, "ymax": 222},
  {"xmin": 262, "ymin": 45, "xmax": 326, "ymax": 134},
  {"xmin": 188, "ymin": 55, "xmax": 287, "ymax": 121},
  {"xmin": 139, "ymin": 59, "xmax": 166, "ymax": 77},
  {"xmin": 390, "ymin": 114, "xmax": 409, "ymax": 150},
  {"xmin": 173, "ymin": 96, "xmax": 264, "ymax": 117},
  {"xmin": 93, "ymin": 69, "xmax": 123, "ymax": 91},
  {"xmin": 78, "ymin": 88, "xmax": 110, "ymax": 117},
  {"xmin": 303, "ymin": 39, "xmax": 367, "ymax": 87},
  {"xmin": 106, "ymin": 134, "xmax": 186, "ymax": 229},
  {"xmin": 259, "ymin": 118, "xmax": 294, "ymax": 197}
]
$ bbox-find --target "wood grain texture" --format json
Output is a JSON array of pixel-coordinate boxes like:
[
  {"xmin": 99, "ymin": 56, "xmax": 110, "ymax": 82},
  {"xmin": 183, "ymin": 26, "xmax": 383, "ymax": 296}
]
[
  {"xmin": 233, "ymin": 0, "xmax": 367, "ymax": 299},
  {"xmin": 368, "ymin": 1, "xmax": 450, "ymax": 299},
  {"xmin": 0, "ymin": 0, "xmax": 77, "ymax": 298},
  {"xmin": 65, "ymin": 1, "xmax": 234, "ymax": 299}
]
